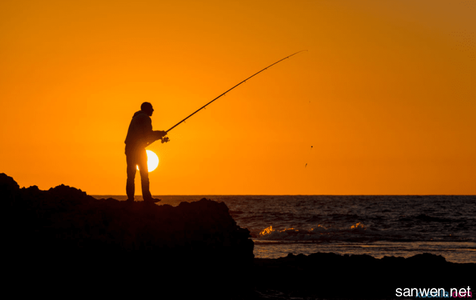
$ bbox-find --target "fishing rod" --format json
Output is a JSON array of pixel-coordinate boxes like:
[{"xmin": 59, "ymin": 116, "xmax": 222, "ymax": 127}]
[{"xmin": 165, "ymin": 50, "xmax": 306, "ymax": 134}]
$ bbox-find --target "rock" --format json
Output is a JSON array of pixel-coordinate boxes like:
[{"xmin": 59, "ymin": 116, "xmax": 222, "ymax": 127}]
[
  {"xmin": 253, "ymin": 252, "xmax": 475, "ymax": 299},
  {"xmin": 3, "ymin": 174, "xmax": 254, "ymax": 298},
  {"xmin": 0, "ymin": 173, "xmax": 20, "ymax": 203}
]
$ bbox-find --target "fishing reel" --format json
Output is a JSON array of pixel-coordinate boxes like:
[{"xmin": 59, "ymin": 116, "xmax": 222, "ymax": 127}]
[{"xmin": 161, "ymin": 136, "xmax": 170, "ymax": 143}]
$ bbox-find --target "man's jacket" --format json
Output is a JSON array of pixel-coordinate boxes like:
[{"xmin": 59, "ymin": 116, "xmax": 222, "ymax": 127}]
[{"xmin": 125, "ymin": 110, "xmax": 156, "ymax": 150}]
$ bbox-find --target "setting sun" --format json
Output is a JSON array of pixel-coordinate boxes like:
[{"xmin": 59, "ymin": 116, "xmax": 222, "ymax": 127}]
[{"xmin": 136, "ymin": 150, "xmax": 159, "ymax": 172}]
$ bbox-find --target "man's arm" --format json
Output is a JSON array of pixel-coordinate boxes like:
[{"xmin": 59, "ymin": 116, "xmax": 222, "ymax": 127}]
[
  {"xmin": 137, "ymin": 114, "xmax": 168, "ymax": 146},
  {"xmin": 144, "ymin": 131, "xmax": 167, "ymax": 146}
]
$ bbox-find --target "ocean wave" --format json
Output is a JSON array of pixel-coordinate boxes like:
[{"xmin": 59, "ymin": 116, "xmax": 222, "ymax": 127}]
[
  {"xmin": 256, "ymin": 223, "xmax": 368, "ymax": 241},
  {"xmin": 398, "ymin": 214, "xmax": 460, "ymax": 223}
]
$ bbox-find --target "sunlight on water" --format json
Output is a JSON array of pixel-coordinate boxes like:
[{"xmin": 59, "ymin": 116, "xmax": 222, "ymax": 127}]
[
  {"xmin": 350, "ymin": 222, "xmax": 366, "ymax": 230},
  {"xmin": 259, "ymin": 226, "xmax": 274, "ymax": 236}
]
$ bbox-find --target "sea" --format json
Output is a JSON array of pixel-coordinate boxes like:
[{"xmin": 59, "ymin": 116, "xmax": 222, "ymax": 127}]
[{"xmin": 93, "ymin": 195, "xmax": 476, "ymax": 264}]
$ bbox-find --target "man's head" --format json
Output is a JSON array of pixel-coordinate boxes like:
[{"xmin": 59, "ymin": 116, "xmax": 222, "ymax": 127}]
[{"xmin": 141, "ymin": 102, "xmax": 154, "ymax": 116}]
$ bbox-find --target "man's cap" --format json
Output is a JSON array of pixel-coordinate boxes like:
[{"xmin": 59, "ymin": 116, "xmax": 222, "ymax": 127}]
[{"xmin": 141, "ymin": 102, "xmax": 153, "ymax": 111}]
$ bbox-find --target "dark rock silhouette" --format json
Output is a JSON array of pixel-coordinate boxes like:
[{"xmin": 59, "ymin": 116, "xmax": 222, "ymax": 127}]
[
  {"xmin": 2, "ymin": 173, "xmax": 253, "ymax": 298},
  {"xmin": 2, "ymin": 173, "xmax": 252, "ymax": 257},
  {"xmin": 2, "ymin": 173, "xmax": 474, "ymax": 299},
  {"xmin": 253, "ymin": 252, "xmax": 475, "ymax": 299}
]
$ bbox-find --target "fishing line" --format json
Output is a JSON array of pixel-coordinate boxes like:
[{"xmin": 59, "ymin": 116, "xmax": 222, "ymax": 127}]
[{"xmin": 165, "ymin": 51, "xmax": 306, "ymax": 134}]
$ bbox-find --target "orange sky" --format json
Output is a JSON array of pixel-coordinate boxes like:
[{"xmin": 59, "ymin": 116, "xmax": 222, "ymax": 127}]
[{"xmin": 1, "ymin": 0, "xmax": 475, "ymax": 195}]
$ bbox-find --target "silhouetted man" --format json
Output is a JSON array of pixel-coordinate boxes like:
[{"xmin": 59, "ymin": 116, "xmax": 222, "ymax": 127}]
[{"xmin": 125, "ymin": 102, "xmax": 167, "ymax": 202}]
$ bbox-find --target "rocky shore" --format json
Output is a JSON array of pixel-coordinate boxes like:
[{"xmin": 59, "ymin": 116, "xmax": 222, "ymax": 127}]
[
  {"xmin": 253, "ymin": 252, "xmax": 474, "ymax": 299},
  {"xmin": 2, "ymin": 173, "xmax": 474, "ymax": 299}
]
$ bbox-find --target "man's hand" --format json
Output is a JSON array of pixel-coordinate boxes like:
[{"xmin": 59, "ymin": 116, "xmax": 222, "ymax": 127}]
[
  {"xmin": 153, "ymin": 130, "xmax": 167, "ymax": 140},
  {"xmin": 152, "ymin": 130, "xmax": 169, "ymax": 143}
]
